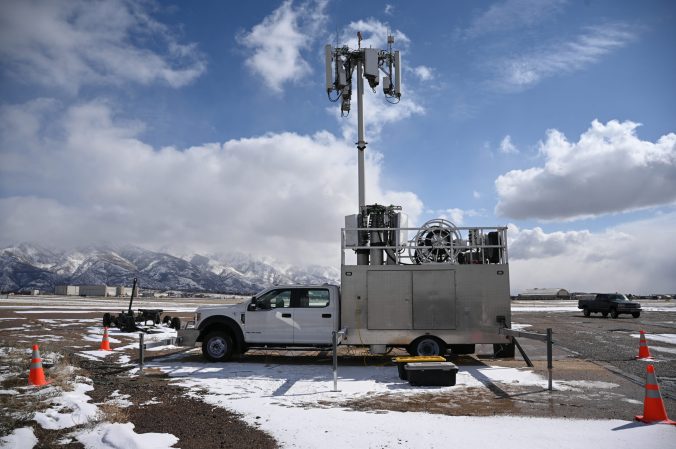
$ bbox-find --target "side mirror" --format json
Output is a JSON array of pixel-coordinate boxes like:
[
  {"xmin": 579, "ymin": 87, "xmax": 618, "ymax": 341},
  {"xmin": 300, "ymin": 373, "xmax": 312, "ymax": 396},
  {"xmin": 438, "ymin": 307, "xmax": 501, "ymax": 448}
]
[{"xmin": 247, "ymin": 303, "xmax": 256, "ymax": 312}]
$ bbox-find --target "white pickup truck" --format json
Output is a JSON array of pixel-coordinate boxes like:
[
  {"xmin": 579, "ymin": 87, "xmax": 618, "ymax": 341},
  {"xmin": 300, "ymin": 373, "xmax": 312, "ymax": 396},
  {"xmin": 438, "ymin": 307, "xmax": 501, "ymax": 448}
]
[{"xmin": 181, "ymin": 284, "xmax": 341, "ymax": 362}]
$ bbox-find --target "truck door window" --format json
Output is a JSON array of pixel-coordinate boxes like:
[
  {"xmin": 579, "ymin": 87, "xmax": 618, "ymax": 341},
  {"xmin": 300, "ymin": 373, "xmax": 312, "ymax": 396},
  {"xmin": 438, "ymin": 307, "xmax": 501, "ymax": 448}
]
[
  {"xmin": 306, "ymin": 289, "xmax": 330, "ymax": 308},
  {"xmin": 257, "ymin": 290, "xmax": 291, "ymax": 309}
]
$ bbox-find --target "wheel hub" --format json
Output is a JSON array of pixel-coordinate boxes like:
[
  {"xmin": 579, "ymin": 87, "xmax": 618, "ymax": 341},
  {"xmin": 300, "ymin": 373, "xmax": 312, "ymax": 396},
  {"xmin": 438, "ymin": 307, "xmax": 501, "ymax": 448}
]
[{"xmin": 208, "ymin": 337, "xmax": 226, "ymax": 357}]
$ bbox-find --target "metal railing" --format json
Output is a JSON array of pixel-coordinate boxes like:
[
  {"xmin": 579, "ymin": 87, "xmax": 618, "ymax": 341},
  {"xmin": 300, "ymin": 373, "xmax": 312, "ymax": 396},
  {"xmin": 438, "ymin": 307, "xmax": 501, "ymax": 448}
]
[{"xmin": 341, "ymin": 226, "xmax": 509, "ymax": 266}]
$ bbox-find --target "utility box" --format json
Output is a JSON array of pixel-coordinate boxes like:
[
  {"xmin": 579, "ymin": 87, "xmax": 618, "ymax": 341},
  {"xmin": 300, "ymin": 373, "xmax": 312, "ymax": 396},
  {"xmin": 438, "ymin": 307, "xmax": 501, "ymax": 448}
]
[
  {"xmin": 364, "ymin": 49, "xmax": 380, "ymax": 79},
  {"xmin": 405, "ymin": 362, "xmax": 458, "ymax": 387}
]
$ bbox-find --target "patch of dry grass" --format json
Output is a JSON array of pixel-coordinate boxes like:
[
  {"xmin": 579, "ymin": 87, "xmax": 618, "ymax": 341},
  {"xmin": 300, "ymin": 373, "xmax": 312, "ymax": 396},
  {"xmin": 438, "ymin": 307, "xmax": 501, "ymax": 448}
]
[
  {"xmin": 0, "ymin": 345, "xmax": 78, "ymax": 437},
  {"xmin": 96, "ymin": 401, "xmax": 130, "ymax": 424}
]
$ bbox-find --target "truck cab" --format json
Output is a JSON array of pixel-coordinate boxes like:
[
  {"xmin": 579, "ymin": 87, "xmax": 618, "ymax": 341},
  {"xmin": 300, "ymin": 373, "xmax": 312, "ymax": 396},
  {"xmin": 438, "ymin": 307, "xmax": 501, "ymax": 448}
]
[{"xmin": 188, "ymin": 285, "xmax": 340, "ymax": 362}]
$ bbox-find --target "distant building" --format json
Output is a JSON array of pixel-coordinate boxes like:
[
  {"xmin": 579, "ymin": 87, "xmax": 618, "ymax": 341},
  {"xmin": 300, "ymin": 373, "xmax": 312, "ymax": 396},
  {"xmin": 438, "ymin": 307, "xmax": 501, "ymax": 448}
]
[
  {"xmin": 116, "ymin": 286, "xmax": 133, "ymax": 297},
  {"xmin": 517, "ymin": 288, "xmax": 570, "ymax": 300},
  {"xmin": 55, "ymin": 285, "xmax": 80, "ymax": 296},
  {"xmin": 78, "ymin": 285, "xmax": 109, "ymax": 297}
]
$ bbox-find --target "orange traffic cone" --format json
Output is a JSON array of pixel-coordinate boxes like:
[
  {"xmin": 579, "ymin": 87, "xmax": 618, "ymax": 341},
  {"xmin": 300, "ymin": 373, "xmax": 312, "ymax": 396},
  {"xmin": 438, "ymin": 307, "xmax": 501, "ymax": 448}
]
[
  {"xmin": 28, "ymin": 344, "xmax": 48, "ymax": 387},
  {"xmin": 100, "ymin": 327, "xmax": 112, "ymax": 351},
  {"xmin": 636, "ymin": 330, "xmax": 653, "ymax": 360},
  {"xmin": 635, "ymin": 365, "xmax": 676, "ymax": 425}
]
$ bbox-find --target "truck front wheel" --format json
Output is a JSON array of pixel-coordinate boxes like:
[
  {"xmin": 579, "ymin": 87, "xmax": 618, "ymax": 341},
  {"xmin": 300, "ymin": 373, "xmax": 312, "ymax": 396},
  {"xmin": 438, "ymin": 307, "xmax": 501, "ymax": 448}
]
[
  {"xmin": 610, "ymin": 308, "xmax": 619, "ymax": 319},
  {"xmin": 632, "ymin": 312, "xmax": 640, "ymax": 318},
  {"xmin": 583, "ymin": 307, "xmax": 590, "ymax": 317},
  {"xmin": 202, "ymin": 331, "xmax": 234, "ymax": 362},
  {"xmin": 409, "ymin": 337, "xmax": 446, "ymax": 356}
]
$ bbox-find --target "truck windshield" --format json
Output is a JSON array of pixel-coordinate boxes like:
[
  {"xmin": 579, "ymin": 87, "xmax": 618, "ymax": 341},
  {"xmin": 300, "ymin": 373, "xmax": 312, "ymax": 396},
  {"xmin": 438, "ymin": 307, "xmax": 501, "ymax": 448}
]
[{"xmin": 609, "ymin": 294, "xmax": 628, "ymax": 301}]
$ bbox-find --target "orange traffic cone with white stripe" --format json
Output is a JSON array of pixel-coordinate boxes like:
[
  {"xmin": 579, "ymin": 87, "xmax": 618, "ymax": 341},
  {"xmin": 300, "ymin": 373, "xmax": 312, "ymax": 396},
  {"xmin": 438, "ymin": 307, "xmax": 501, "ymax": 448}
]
[
  {"xmin": 635, "ymin": 364, "xmax": 676, "ymax": 425},
  {"xmin": 635, "ymin": 330, "xmax": 653, "ymax": 360},
  {"xmin": 100, "ymin": 327, "xmax": 112, "ymax": 351},
  {"xmin": 28, "ymin": 344, "xmax": 48, "ymax": 387}
]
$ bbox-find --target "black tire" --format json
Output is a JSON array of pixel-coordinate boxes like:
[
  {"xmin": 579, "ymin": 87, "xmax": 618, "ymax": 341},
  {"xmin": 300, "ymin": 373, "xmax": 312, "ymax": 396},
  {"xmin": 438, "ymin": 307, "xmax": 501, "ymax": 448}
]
[
  {"xmin": 602, "ymin": 312, "xmax": 608, "ymax": 318},
  {"xmin": 171, "ymin": 317, "xmax": 181, "ymax": 330},
  {"xmin": 202, "ymin": 331, "xmax": 234, "ymax": 362},
  {"xmin": 610, "ymin": 308, "xmax": 618, "ymax": 319},
  {"xmin": 583, "ymin": 307, "xmax": 590, "ymax": 317},
  {"xmin": 409, "ymin": 337, "xmax": 446, "ymax": 356},
  {"xmin": 162, "ymin": 315, "xmax": 172, "ymax": 325},
  {"xmin": 154, "ymin": 314, "xmax": 161, "ymax": 325},
  {"xmin": 102, "ymin": 312, "xmax": 112, "ymax": 327},
  {"xmin": 632, "ymin": 312, "xmax": 640, "ymax": 318}
]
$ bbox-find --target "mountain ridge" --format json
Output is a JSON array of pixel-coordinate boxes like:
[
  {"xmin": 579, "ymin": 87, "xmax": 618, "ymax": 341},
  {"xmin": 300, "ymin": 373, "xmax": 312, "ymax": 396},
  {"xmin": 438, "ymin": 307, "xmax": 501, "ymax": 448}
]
[{"xmin": 0, "ymin": 243, "xmax": 340, "ymax": 294}]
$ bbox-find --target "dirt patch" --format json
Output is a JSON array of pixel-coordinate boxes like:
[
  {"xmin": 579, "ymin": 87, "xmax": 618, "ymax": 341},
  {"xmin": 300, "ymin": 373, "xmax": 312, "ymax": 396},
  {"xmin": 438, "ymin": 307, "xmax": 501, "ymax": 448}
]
[
  {"xmin": 78, "ymin": 358, "xmax": 278, "ymax": 449},
  {"xmin": 334, "ymin": 359, "xmax": 647, "ymax": 420}
]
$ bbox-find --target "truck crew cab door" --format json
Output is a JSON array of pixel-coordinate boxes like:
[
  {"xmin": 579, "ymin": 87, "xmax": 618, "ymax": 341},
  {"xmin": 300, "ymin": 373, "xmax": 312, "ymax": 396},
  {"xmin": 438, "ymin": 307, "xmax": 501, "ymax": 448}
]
[
  {"xmin": 291, "ymin": 288, "xmax": 335, "ymax": 345},
  {"xmin": 245, "ymin": 289, "xmax": 294, "ymax": 343}
]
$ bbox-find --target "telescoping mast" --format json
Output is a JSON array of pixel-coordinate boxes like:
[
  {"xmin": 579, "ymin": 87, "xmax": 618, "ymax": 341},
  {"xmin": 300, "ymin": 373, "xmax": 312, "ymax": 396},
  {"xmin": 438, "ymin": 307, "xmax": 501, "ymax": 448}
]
[{"xmin": 325, "ymin": 33, "xmax": 514, "ymax": 357}]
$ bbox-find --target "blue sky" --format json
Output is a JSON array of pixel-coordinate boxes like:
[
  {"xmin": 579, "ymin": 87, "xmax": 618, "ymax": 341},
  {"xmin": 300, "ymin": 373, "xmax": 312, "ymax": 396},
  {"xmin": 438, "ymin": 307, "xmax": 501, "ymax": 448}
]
[{"xmin": 0, "ymin": 0, "xmax": 674, "ymax": 293}]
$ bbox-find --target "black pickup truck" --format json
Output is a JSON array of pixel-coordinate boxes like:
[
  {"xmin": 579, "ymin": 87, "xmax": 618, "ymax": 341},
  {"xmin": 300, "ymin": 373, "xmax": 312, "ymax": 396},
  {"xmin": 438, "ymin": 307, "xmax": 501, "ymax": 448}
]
[{"xmin": 578, "ymin": 293, "xmax": 641, "ymax": 318}]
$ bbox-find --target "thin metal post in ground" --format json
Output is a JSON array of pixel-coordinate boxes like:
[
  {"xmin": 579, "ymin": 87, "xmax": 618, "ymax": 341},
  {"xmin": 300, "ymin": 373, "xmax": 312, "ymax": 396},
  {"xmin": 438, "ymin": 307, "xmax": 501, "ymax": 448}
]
[
  {"xmin": 547, "ymin": 328, "xmax": 553, "ymax": 391},
  {"xmin": 332, "ymin": 331, "xmax": 338, "ymax": 392},
  {"xmin": 139, "ymin": 332, "xmax": 144, "ymax": 374}
]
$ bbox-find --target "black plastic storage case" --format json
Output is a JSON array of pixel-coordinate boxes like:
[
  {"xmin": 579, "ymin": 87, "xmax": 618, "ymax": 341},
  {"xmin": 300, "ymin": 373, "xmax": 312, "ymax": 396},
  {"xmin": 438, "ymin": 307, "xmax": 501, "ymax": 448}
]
[{"xmin": 405, "ymin": 362, "xmax": 458, "ymax": 387}]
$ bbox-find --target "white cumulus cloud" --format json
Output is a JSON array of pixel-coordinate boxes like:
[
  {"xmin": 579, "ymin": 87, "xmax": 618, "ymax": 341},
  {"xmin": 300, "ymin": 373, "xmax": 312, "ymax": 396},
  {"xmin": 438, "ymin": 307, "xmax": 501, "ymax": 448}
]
[
  {"xmin": 412, "ymin": 66, "xmax": 434, "ymax": 81},
  {"xmin": 0, "ymin": 99, "xmax": 422, "ymax": 267},
  {"xmin": 499, "ymin": 135, "xmax": 518, "ymax": 154},
  {"xmin": 495, "ymin": 119, "xmax": 676, "ymax": 220},
  {"xmin": 508, "ymin": 213, "xmax": 676, "ymax": 294},
  {"xmin": 0, "ymin": 0, "xmax": 206, "ymax": 93},
  {"xmin": 237, "ymin": 0, "xmax": 328, "ymax": 92}
]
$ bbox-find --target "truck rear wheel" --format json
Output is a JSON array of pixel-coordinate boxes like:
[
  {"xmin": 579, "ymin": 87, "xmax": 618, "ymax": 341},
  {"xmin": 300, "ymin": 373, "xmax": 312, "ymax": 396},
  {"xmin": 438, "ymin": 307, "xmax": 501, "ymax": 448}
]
[
  {"xmin": 202, "ymin": 331, "xmax": 234, "ymax": 362},
  {"xmin": 583, "ymin": 307, "xmax": 590, "ymax": 317},
  {"xmin": 409, "ymin": 337, "xmax": 446, "ymax": 356}
]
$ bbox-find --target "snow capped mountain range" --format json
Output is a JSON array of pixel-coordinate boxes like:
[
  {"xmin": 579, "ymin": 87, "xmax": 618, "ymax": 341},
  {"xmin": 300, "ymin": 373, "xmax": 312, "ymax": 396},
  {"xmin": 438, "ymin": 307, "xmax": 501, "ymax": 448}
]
[{"xmin": 0, "ymin": 243, "xmax": 340, "ymax": 294}]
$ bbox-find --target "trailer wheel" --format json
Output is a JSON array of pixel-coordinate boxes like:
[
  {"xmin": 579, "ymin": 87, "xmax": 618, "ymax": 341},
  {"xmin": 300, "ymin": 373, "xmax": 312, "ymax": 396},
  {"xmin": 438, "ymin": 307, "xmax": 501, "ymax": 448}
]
[
  {"xmin": 610, "ymin": 308, "xmax": 618, "ymax": 319},
  {"xmin": 162, "ymin": 315, "xmax": 172, "ymax": 325},
  {"xmin": 202, "ymin": 331, "xmax": 234, "ymax": 362},
  {"xmin": 583, "ymin": 307, "xmax": 590, "ymax": 317},
  {"xmin": 632, "ymin": 312, "xmax": 640, "ymax": 318},
  {"xmin": 103, "ymin": 313, "xmax": 112, "ymax": 327},
  {"xmin": 409, "ymin": 337, "xmax": 446, "ymax": 356},
  {"xmin": 170, "ymin": 317, "xmax": 181, "ymax": 330}
]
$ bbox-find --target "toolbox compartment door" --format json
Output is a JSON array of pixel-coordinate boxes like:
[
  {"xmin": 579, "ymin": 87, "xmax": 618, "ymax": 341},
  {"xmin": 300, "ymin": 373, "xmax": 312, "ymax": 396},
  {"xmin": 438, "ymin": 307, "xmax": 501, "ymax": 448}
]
[
  {"xmin": 367, "ymin": 270, "xmax": 412, "ymax": 330},
  {"xmin": 412, "ymin": 270, "xmax": 456, "ymax": 330}
]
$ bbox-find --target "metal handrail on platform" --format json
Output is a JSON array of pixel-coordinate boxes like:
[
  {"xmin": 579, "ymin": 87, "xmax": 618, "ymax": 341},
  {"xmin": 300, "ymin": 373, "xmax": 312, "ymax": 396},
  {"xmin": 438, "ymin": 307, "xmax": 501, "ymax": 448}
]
[{"xmin": 341, "ymin": 226, "xmax": 509, "ymax": 265}]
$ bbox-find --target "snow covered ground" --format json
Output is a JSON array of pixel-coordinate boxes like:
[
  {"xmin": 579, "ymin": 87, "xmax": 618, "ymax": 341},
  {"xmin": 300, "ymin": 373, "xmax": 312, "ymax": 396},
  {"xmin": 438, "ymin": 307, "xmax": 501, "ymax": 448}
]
[
  {"xmin": 2, "ymin": 301, "xmax": 675, "ymax": 448},
  {"xmin": 146, "ymin": 354, "xmax": 675, "ymax": 449}
]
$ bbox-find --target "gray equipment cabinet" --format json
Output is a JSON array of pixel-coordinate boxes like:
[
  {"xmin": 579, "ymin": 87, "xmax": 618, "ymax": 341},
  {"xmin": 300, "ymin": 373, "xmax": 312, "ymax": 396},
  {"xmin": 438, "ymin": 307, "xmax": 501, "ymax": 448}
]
[{"xmin": 340, "ymin": 223, "xmax": 512, "ymax": 352}]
